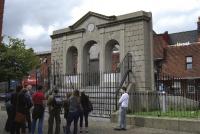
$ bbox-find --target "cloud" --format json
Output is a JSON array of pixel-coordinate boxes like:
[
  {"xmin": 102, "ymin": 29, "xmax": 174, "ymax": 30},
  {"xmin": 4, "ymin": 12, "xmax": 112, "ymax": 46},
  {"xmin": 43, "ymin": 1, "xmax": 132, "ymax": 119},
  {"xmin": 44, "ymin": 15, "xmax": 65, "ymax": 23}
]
[
  {"xmin": 3, "ymin": 0, "xmax": 200, "ymax": 52},
  {"xmin": 3, "ymin": 0, "xmax": 80, "ymax": 52},
  {"xmin": 70, "ymin": 0, "xmax": 200, "ymax": 33},
  {"xmin": 18, "ymin": 24, "xmax": 45, "ymax": 40}
]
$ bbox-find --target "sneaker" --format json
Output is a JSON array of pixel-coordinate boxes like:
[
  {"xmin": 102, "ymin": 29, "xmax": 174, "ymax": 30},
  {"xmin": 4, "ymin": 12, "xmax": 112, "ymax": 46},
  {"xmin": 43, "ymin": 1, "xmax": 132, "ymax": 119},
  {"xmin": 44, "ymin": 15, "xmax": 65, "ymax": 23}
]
[
  {"xmin": 121, "ymin": 128, "xmax": 127, "ymax": 131},
  {"xmin": 114, "ymin": 127, "xmax": 122, "ymax": 131},
  {"xmin": 80, "ymin": 130, "xmax": 83, "ymax": 133}
]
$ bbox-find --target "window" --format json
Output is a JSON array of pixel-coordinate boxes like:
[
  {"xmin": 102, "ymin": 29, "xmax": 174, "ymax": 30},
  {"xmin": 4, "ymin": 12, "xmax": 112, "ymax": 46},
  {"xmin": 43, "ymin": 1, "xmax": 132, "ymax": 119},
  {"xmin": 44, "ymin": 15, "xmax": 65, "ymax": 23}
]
[
  {"xmin": 187, "ymin": 80, "xmax": 195, "ymax": 93},
  {"xmin": 173, "ymin": 81, "xmax": 181, "ymax": 94},
  {"xmin": 43, "ymin": 57, "xmax": 47, "ymax": 63},
  {"xmin": 186, "ymin": 56, "xmax": 192, "ymax": 69}
]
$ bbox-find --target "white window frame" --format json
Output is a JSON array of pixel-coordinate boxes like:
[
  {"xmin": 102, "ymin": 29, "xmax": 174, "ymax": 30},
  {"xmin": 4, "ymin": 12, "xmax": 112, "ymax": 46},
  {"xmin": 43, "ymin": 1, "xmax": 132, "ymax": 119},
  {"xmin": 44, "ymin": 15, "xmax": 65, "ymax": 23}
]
[
  {"xmin": 173, "ymin": 81, "xmax": 181, "ymax": 94},
  {"xmin": 186, "ymin": 56, "xmax": 192, "ymax": 70}
]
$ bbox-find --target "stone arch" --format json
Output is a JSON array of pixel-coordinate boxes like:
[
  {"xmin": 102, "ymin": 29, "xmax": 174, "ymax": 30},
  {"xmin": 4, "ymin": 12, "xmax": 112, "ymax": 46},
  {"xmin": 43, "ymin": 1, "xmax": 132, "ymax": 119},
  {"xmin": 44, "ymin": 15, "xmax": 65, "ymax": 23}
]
[
  {"xmin": 105, "ymin": 39, "xmax": 120, "ymax": 72},
  {"xmin": 66, "ymin": 46, "xmax": 78, "ymax": 74},
  {"xmin": 82, "ymin": 40, "xmax": 100, "ymax": 73}
]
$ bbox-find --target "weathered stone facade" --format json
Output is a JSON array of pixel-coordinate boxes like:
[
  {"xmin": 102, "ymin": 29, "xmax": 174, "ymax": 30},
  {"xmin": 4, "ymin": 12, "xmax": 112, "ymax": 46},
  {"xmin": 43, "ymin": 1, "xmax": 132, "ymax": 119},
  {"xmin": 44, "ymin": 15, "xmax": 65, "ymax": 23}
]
[{"xmin": 51, "ymin": 11, "xmax": 154, "ymax": 91}]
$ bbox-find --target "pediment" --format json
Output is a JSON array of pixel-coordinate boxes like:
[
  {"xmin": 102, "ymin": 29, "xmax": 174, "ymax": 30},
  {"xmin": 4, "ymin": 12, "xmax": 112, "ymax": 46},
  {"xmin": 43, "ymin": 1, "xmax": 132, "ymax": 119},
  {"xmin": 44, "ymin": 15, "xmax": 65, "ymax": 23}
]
[{"xmin": 69, "ymin": 11, "xmax": 116, "ymax": 30}]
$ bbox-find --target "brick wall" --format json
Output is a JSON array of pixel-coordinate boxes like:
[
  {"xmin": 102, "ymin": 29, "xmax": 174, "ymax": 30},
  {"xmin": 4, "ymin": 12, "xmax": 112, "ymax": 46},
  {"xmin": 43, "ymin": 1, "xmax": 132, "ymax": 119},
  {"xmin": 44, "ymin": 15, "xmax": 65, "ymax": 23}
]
[
  {"xmin": 198, "ymin": 17, "xmax": 200, "ymax": 42},
  {"xmin": 37, "ymin": 53, "xmax": 51, "ymax": 79},
  {"xmin": 112, "ymin": 52, "xmax": 120, "ymax": 72},
  {"xmin": 153, "ymin": 34, "xmax": 168, "ymax": 59},
  {"xmin": 0, "ymin": 0, "xmax": 5, "ymax": 42},
  {"xmin": 162, "ymin": 43, "xmax": 200, "ymax": 78}
]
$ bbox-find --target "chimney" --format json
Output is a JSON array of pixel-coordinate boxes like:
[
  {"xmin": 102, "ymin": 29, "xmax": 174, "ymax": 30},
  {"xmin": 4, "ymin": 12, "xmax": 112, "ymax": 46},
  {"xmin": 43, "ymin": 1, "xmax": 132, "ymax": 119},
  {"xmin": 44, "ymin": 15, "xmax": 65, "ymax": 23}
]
[{"xmin": 198, "ymin": 17, "xmax": 200, "ymax": 42}]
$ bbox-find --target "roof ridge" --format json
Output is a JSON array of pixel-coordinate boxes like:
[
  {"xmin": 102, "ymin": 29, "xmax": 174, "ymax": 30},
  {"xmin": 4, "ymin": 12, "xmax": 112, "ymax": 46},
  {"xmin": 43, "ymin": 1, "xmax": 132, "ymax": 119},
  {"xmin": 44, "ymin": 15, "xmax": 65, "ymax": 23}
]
[
  {"xmin": 69, "ymin": 11, "xmax": 116, "ymax": 29},
  {"xmin": 169, "ymin": 30, "xmax": 197, "ymax": 35}
]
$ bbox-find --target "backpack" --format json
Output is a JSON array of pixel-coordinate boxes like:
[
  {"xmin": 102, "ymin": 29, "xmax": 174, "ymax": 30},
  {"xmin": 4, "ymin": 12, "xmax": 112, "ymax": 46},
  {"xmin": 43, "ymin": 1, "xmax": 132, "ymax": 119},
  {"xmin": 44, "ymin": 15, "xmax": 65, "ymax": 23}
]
[
  {"xmin": 87, "ymin": 99, "xmax": 93, "ymax": 112},
  {"xmin": 52, "ymin": 95, "xmax": 63, "ymax": 109}
]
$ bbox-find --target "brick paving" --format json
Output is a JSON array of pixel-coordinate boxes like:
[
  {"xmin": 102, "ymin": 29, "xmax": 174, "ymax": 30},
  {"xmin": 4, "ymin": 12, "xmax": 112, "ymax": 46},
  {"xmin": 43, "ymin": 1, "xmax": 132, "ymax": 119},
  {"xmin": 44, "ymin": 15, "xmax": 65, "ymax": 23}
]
[{"xmin": 0, "ymin": 104, "xmax": 198, "ymax": 134}]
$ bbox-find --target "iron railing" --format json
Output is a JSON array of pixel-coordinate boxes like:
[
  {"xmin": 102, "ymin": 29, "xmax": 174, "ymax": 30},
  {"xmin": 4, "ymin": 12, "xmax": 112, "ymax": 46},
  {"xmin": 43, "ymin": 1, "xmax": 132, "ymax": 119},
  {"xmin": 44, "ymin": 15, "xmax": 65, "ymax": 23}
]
[
  {"xmin": 128, "ymin": 91, "xmax": 200, "ymax": 118},
  {"xmin": 51, "ymin": 71, "xmax": 121, "ymax": 118}
]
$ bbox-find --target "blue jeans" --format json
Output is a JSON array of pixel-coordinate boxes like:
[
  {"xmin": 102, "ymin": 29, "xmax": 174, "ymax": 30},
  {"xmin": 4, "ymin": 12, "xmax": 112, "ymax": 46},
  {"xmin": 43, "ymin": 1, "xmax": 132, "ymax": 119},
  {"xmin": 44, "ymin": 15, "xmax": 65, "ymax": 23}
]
[
  {"xmin": 66, "ymin": 111, "xmax": 79, "ymax": 134},
  {"xmin": 31, "ymin": 113, "xmax": 44, "ymax": 134},
  {"xmin": 119, "ymin": 107, "xmax": 127, "ymax": 129}
]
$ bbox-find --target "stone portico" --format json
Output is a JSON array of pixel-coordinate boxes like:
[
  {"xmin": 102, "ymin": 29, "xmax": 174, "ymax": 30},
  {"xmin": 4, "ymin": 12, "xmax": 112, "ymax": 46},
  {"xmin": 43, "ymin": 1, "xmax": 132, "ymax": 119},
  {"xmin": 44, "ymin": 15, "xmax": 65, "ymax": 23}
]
[{"xmin": 51, "ymin": 11, "xmax": 154, "ymax": 91}]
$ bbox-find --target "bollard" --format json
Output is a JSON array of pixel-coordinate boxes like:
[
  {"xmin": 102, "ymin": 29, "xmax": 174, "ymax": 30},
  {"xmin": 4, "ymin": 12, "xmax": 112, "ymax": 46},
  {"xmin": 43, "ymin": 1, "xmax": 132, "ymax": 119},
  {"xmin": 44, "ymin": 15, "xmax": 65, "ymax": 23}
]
[{"xmin": 162, "ymin": 91, "xmax": 166, "ymax": 112}]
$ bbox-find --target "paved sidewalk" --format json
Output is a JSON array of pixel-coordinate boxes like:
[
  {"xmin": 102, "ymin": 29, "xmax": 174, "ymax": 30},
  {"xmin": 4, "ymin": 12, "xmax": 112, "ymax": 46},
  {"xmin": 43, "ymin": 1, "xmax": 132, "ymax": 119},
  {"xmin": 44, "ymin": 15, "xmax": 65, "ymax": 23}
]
[{"xmin": 0, "ymin": 109, "xmax": 198, "ymax": 134}]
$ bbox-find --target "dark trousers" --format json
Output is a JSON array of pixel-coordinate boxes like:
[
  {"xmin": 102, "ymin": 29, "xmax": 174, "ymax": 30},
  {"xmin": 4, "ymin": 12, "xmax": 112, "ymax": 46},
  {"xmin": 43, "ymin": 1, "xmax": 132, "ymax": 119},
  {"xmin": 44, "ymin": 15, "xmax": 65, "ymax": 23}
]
[
  {"xmin": 48, "ymin": 109, "xmax": 61, "ymax": 134},
  {"xmin": 16, "ymin": 122, "xmax": 23, "ymax": 134},
  {"xmin": 5, "ymin": 107, "xmax": 12, "ymax": 132},
  {"xmin": 79, "ymin": 111, "xmax": 89, "ymax": 128},
  {"xmin": 21, "ymin": 111, "xmax": 31, "ymax": 133},
  {"xmin": 10, "ymin": 122, "xmax": 22, "ymax": 134},
  {"xmin": 66, "ymin": 111, "xmax": 79, "ymax": 134}
]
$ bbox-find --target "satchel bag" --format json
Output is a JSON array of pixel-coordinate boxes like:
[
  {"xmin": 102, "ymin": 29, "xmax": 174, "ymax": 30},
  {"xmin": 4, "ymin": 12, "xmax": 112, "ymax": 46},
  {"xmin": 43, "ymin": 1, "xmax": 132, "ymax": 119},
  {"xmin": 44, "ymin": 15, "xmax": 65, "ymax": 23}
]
[
  {"xmin": 15, "ymin": 112, "xmax": 26, "ymax": 123},
  {"xmin": 15, "ymin": 92, "xmax": 26, "ymax": 123}
]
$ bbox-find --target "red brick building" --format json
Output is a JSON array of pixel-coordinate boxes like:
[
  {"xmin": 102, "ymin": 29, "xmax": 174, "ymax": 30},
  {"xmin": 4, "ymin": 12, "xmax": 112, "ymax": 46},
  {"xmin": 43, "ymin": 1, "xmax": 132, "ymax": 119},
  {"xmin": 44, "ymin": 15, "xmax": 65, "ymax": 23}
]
[
  {"xmin": 0, "ymin": 0, "xmax": 5, "ymax": 42},
  {"xmin": 154, "ymin": 17, "xmax": 200, "ymax": 94},
  {"xmin": 36, "ymin": 51, "xmax": 51, "ymax": 88},
  {"xmin": 23, "ymin": 51, "xmax": 51, "ymax": 90}
]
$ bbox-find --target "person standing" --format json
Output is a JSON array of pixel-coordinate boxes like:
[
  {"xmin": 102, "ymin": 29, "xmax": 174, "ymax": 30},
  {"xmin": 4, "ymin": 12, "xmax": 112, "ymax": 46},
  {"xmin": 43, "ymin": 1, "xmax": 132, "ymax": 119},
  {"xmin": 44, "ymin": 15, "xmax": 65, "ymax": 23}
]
[
  {"xmin": 47, "ymin": 89, "xmax": 62, "ymax": 134},
  {"xmin": 79, "ymin": 91, "xmax": 91, "ymax": 133},
  {"xmin": 21, "ymin": 85, "xmax": 33, "ymax": 134},
  {"xmin": 31, "ymin": 85, "xmax": 46, "ymax": 134},
  {"xmin": 10, "ymin": 85, "xmax": 29, "ymax": 134},
  {"xmin": 26, "ymin": 85, "xmax": 34, "ymax": 97},
  {"xmin": 114, "ymin": 87, "xmax": 129, "ymax": 131},
  {"xmin": 65, "ymin": 89, "xmax": 82, "ymax": 134}
]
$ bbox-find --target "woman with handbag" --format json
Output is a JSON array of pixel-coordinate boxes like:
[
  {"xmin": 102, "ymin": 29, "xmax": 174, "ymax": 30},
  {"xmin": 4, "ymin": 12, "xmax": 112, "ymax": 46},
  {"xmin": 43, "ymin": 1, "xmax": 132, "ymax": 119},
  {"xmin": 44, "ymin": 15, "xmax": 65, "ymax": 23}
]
[
  {"xmin": 79, "ymin": 90, "xmax": 92, "ymax": 133},
  {"xmin": 10, "ymin": 85, "xmax": 28, "ymax": 134}
]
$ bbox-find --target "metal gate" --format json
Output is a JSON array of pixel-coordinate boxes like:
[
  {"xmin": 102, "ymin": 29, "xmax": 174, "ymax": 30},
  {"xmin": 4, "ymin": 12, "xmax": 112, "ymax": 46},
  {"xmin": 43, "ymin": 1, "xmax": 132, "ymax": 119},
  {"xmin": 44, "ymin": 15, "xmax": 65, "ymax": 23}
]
[
  {"xmin": 52, "ymin": 72, "xmax": 120, "ymax": 118},
  {"xmin": 50, "ymin": 53, "xmax": 133, "ymax": 118}
]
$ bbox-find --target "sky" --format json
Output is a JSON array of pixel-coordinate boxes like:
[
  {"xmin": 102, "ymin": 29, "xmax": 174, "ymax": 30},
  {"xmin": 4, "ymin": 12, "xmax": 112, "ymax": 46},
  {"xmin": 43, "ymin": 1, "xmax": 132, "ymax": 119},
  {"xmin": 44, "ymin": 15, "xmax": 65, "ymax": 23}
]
[{"xmin": 3, "ymin": 0, "xmax": 200, "ymax": 52}]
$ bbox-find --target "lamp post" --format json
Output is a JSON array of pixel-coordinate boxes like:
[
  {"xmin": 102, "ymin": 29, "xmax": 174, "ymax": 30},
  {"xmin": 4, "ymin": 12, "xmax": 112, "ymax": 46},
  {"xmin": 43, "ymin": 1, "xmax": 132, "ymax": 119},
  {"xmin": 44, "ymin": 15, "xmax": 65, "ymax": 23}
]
[
  {"xmin": 155, "ymin": 58, "xmax": 164, "ymax": 91},
  {"xmin": 35, "ymin": 69, "xmax": 40, "ymax": 90}
]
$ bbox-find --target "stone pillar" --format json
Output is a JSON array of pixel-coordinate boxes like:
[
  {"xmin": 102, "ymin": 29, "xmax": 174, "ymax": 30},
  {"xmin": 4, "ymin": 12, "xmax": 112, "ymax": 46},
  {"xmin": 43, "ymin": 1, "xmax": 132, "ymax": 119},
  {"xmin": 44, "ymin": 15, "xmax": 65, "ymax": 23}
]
[{"xmin": 99, "ymin": 28, "xmax": 105, "ymax": 72}]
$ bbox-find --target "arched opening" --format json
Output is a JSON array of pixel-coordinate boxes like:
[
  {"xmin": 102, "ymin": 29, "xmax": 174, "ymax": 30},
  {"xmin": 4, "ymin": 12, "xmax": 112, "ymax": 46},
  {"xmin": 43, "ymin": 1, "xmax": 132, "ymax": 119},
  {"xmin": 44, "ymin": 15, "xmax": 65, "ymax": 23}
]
[
  {"xmin": 105, "ymin": 40, "xmax": 120, "ymax": 72},
  {"xmin": 66, "ymin": 46, "xmax": 78, "ymax": 74},
  {"xmin": 83, "ymin": 40, "xmax": 100, "ymax": 73},
  {"xmin": 83, "ymin": 40, "xmax": 100, "ymax": 86}
]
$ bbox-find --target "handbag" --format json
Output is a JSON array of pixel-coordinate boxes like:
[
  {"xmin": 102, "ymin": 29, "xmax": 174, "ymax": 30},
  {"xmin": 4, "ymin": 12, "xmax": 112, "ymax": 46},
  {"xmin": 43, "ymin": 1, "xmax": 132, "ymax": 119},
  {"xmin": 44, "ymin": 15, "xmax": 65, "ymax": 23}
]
[
  {"xmin": 15, "ymin": 112, "xmax": 26, "ymax": 123},
  {"xmin": 15, "ymin": 92, "xmax": 26, "ymax": 123}
]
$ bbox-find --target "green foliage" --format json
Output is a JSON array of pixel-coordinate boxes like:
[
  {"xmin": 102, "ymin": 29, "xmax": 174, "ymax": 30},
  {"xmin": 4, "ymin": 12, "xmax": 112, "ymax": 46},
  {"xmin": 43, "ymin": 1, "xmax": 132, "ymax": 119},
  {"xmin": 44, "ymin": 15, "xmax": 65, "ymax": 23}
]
[{"xmin": 0, "ymin": 37, "xmax": 40, "ymax": 81}]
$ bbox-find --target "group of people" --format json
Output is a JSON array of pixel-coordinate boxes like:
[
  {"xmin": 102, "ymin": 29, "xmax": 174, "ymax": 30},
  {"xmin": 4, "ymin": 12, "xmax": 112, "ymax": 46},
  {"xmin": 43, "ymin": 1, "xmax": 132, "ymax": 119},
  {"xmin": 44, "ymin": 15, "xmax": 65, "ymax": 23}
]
[
  {"xmin": 4, "ymin": 85, "xmax": 93, "ymax": 134},
  {"xmin": 5, "ymin": 85, "xmax": 45, "ymax": 134},
  {"xmin": 4, "ymin": 84, "xmax": 129, "ymax": 134},
  {"xmin": 47, "ymin": 89, "xmax": 93, "ymax": 134}
]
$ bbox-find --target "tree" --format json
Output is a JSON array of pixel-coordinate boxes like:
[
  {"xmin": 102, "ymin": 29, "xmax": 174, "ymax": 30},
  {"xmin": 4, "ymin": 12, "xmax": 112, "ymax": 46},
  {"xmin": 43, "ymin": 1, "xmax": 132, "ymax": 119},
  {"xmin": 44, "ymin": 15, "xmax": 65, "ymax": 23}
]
[{"xmin": 0, "ymin": 37, "xmax": 40, "ymax": 82}]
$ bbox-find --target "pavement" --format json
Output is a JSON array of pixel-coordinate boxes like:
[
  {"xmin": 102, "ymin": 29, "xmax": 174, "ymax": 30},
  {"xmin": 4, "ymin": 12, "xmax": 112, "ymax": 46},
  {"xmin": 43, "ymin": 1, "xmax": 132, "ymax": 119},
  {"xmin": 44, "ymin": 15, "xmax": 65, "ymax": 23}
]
[{"xmin": 0, "ymin": 103, "xmax": 198, "ymax": 134}]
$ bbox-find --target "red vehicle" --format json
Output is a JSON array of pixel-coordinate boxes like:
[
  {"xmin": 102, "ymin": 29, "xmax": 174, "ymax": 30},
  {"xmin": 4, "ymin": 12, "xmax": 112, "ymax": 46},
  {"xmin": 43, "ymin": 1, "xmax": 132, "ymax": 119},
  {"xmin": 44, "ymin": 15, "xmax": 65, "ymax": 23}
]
[{"xmin": 22, "ymin": 74, "xmax": 38, "ymax": 91}]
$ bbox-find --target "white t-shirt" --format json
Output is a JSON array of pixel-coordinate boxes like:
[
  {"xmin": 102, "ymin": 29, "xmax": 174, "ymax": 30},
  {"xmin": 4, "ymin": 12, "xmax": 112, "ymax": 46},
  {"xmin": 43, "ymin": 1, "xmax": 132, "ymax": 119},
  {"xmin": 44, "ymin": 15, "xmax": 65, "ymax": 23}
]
[{"xmin": 119, "ymin": 92, "xmax": 129, "ymax": 108}]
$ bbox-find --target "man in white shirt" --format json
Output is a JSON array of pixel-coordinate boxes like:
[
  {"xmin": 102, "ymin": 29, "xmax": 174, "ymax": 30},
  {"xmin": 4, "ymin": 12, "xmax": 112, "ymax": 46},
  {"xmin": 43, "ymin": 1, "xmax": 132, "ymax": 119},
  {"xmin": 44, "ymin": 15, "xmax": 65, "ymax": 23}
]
[{"xmin": 115, "ymin": 86, "xmax": 129, "ymax": 131}]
